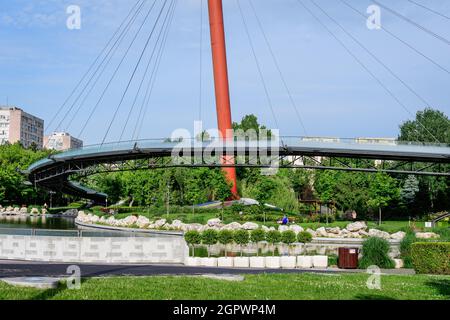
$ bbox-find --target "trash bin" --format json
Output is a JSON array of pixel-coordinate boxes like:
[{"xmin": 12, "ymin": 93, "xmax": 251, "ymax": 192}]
[{"xmin": 338, "ymin": 247, "xmax": 359, "ymax": 269}]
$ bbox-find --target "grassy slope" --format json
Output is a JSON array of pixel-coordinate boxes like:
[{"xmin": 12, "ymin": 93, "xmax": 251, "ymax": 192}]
[{"xmin": 1, "ymin": 274, "xmax": 449, "ymax": 300}]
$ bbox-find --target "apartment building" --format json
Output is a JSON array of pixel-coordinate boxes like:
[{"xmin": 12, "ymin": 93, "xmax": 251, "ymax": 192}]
[
  {"xmin": 0, "ymin": 106, "xmax": 44, "ymax": 148},
  {"xmin": 44, "ymin": 132, "xmax": 83, "ymax": 151}
]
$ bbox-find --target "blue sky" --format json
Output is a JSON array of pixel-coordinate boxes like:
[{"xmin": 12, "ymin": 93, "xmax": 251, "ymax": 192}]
[{"xmin": 0, "ymin": 0, "xmax": 449, "ymax": 144}]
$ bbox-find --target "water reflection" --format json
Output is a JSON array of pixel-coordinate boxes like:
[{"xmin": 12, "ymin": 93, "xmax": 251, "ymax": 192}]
[{"xmin": 0, "ymin": 215, "xmax": 76, "ymax": 230}]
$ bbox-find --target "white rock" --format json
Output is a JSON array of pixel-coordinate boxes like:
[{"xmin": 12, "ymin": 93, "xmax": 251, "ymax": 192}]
[
  {"xmin": 368, "ymin": 229, "xmax": 390, "ymax": 239},
  {"xmin": 136, "ymin": 216, "xmax": 150, "ymax": 228},
  {"xmin": 394, "ymin": 259, "xmax": 404, "ymax": 269},
  {"xmin": 171, "ymin": 220, "xmax": 183, "ymax": 230},
  {"xmin": 261, "ymin": 225, "xmax": 270, "ymax": 232},
  {"xmin": 207, "ymin": 218, "xmax": 222, "ymax": 227},
  {"xmin": 122, "ymin": 215, "xmax": 137, "ymax": 227},
  {"xmin": 30, "ymin": 208, "xmax": 39, "ymax": 215},
  {"xmin": 416, "ymin": 232, "xmax": 440, "ymax": 239},
  {"xmin": 289, "ymin": 224, "xmax": 304, "ymax": 234},
  {"xmin": 280, "ymin": 256, "xmax": 297, "ymax": 269},
  {"xmin": 346, "ymin": 221, "xmax": 367, "ymax": 232},
  {"xmin": 249, "ymin": 256, "xmax": 265, "ymax": 268},
  {"xmin": 312, "ymin": 256, "xmax": 328, "ymax": 268},
  {"xmin": 297, "ymin": 256, "xmax": 313, "ymax": 268},
  {"xmin": 265, "ymin": 256, "xmax": 281, "ymax": 269},
  {"xmin": 316, "ymin": 227, "xmax": 328, "ymax": 237},
  {"xmin": 20, "ymin": 207, "xmax": 28, "ymax": 214},
  {"xmin": 233, "ymin": 257, "xmax": 250, "ymax": 268},
  {"xmin": 222, "ymin": 222, "xmax": 242, "ymax": 230},
  {"xmin": 390, "ymin": 231, "xmax": 406, "ymax": 240},
  {"xmin": 242, "ymin": 222, "xmax": 259, "ymax": 230},
  {"xmin": 154, "ymin": 219, "xmax": 167, "ymax": 228},
  {"xmin": 278, "ymin": 225, "xmax": 289, "ymax": 232},
  {"xmin": 326, "ymin": 227, "xmax": 341, "ymax": 235}
]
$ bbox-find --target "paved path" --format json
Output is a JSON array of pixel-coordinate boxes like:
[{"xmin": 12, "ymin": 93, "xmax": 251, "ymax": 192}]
[{"xmin": 0, "ymin": 260, "xmax": 414, "ymax": 278}]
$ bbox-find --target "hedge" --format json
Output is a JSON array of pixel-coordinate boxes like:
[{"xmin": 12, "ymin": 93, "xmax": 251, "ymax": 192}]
[{"xmin": 411, "ymin": 242, "xmax": 450, "ymax": 275}]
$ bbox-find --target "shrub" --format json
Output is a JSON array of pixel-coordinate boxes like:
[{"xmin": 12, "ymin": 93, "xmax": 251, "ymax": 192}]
[
  {"xmin": 218, "ymin": 229, "xmax": 234, "ymax": 256},
  {"xmin": 233, "ymin": 230, "xmax": 250, "ymax": 256},
  {"xmin": 359, "ymin": 237, "xmax": 395, "ymax": 269},
  {"xmin": 201, "ymin": 229, "xmax": 219, "ymax": 257},
  {"xmin": 297, "ymin": 231, "xmax": 313, "ymax": 243},
  {"xmin": 411, "ymin": 242, "xmax": 450, "ymax": 275},
  {"xmin": 250, "ymin": 229, "xmax": 266, "ymax": 243},
  {"xmin": 184, "ymin": 230, "xmax": 201, "ymax": 257},
  {"xmin": 281, "ymin": 230, "xmax": 296, "ymax": 245},
  {"xmin": 266, "ymin": 230, "xmax": 281, "ymax": 256},
  {"xmin": 400, "ymin": 230, "xmax": 417, "ymax": 268}
]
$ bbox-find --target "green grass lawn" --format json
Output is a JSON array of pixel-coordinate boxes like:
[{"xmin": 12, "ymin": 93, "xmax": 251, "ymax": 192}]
[{"xmin": 1, "ymin": 273, "xmax": 449, "ymax": 300}]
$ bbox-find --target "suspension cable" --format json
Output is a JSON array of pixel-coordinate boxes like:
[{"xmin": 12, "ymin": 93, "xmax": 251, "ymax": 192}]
[
  {"xmin": 134, "ymin": 0, "xmax": 178, "ymax": 140},
  {"xmin": 199, "ymin": 0, "xmax": 204, "ymax": 122},
  {"xmin": 102, "ymin": 0, "xmax": 171, "ymax": 145},
  {"xmin": 236, "ymin": 0, "xmax": 281, "ymax": 131},
  {"xmin": 248, "ymin": 0, "xmax": 308, "ymax": 136},
  {"xmin": 44, "ymin": 0, "xmax": 144, "ymax": 137},
  {"xmin": 407, "ymin": 0, "xmax": 450, "ymax": 21},
  {"xmin": 339, "ymin": 0, "xmax": 450, "ymax": 75},
  {"xmin": 310, "ymin": 0, "xmax": 434, "ymax": 110},
  {"xmin": 296, "ymin": 0, "xmax": 439, "ymax": 143},
  {"xmin": 65, "ymin": 0, "xmax": 146, "ymax": 134},
  {"xmin": 119, "ymin": 0, "xmax": 175, "ymax": 141},
  {"xmin": 373, "ymin": 0, "xmax": 450, "ymax": 46},
  {"xmin": 78, "ymin": 0, "xmax": 158, "ymax": 139}
]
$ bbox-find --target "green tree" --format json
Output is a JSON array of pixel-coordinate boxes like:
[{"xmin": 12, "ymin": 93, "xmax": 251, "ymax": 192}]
[
  {"xmin": 233, "ymin": 230, "xmax": 249, "ymax": 256},
  {"xmin": 281, "ymin": 230, "xmax": 297, "ymax": 255},
  {"xmin": 367, "ymin": 173, "xmax": 400, "ymax": 225},
  {"xmin": 266, "ymin": 230, "xmax": 281, "ymax": 256},
  {"xmin": 400, "ymin": 175, "xmax": 420, "ymax": 207},
  {"xmin": 184, "ymin": 230, "xmax": 201, "ymax": 257},
  {"xmin": 398, "ymin": 108, "xmax": 449, "ymax": 143},
  {"xmin": 218, "ymin": 229, "xmax": 234, "ymax": 256},
  {"xmin": 201, "ymin": 229, "xmax": 219, "ymax": 258},
  {"xmin": 250, "ymin": 228, "xmax": 266, "ymax": 256}
]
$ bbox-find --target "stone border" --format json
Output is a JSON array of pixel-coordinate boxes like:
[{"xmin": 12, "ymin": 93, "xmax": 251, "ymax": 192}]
[{"xmin": 75, "ymin": 220, "xmax": 184, "ymax": 237}]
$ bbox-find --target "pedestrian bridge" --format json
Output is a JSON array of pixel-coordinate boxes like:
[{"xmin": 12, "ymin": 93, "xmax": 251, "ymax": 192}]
[{"xmin": 26, "ymin": 137, "xmax": 450, "ymax": 203}]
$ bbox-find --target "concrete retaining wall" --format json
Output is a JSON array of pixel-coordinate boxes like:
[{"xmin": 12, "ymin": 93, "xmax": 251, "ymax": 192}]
[{"xmin": 0, "ymin": 235, "xmax": 188, "ymax": 264}]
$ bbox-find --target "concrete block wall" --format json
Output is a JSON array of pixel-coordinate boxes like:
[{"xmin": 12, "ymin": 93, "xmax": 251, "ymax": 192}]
[{"xmin": 0, "ymin": 235, "xmax": 188, "ymax": 264}]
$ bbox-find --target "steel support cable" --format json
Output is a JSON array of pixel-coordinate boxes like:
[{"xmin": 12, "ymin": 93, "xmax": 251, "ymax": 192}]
[
  {"xmin": 45, "ymin": 0, "xmax": 144, "ymax": 137},
  {"xmin": 55, "ymin": 0, "xmax": 147, "ymax": 135},
  {"xmin": 78, "ymin": 0, "xmax": 159, "ymax": 139},
  {"xmin": 66, "ymin": 1, "xmax": 147, "ymax": 134},
  {"xmin": 102, "ymin": 0, "xmax": 171, "ymax": 145},
  {"xmin": 118, "ymin": 0, "xmax": 175, "ymax": 141},
  {"xmin": 52, "ymin": 2, "xmax": 145, "ymax": 134},
  {"xmin": 134, "ymin": 0, "xmax": 178, "ymax": 140},
  {"xmin": 296, "ymin": 0, "xmax": 439, "ymax": 143},
  {"xmin": 236, "ymin": 0, "xmax": 282, "ymax": 133},
  {"xmin": 309, "ymin": 0, "xmax": 435, "ymax": 111},
  {"xmin": 339, "ymin": 0, "xmax": 450, "ymax": 75},
  {"xmin": 407, "ymin": 0, "xmax": 450, "ymax": 21},
  {"xmin": 373, "ymin": 0, "xmax": 450, "ymax": 46},
  {"xmin": 248, "ymin": 0, "xmax": 308, "ymax": 136}
]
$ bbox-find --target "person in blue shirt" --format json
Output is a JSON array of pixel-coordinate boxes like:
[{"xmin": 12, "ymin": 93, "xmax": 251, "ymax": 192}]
[{"xmin": 282, "ymin": 215, "xmax": 289, "ymax": 225}]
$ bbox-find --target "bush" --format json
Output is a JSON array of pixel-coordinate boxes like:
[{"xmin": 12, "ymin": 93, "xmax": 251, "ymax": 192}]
[
  {"xmin": 250, "ymin": 229, "xmax": 266, "ymax": 243},
  {"xmin": 297, "ymin": 231, "xmax": 313, "ymax": 243},
  {"xmin": 184, "ymin": 230, "xmax": 201, "ymax": 257},
  {"xmin": 359, "ymin": 237, "xmax": 395, "ymax": 269},
  {"xmin": 281, "ymin": 230, "xmax": 296, "ymax": 245},
  {"xmin": 218, "ymin": 229, "xmax": 234, "ymax": 245},
  {"xmin": 266, "ymin": 230, "xmax": 281, "ymax": 245},
  {"xmin": 400, "ymin": 230, "xmax": 416, "ymax": 268},
  {"xmin": 201, "ymin": 229, "xmax": 219, "ymax": 246},
  {"xmin": 233, "ymin": 230, "xmax": 250, "ymax": 256},
  {"xmin": 411, "ymin": 242, "xmax": 450, "ymax": 275}
]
